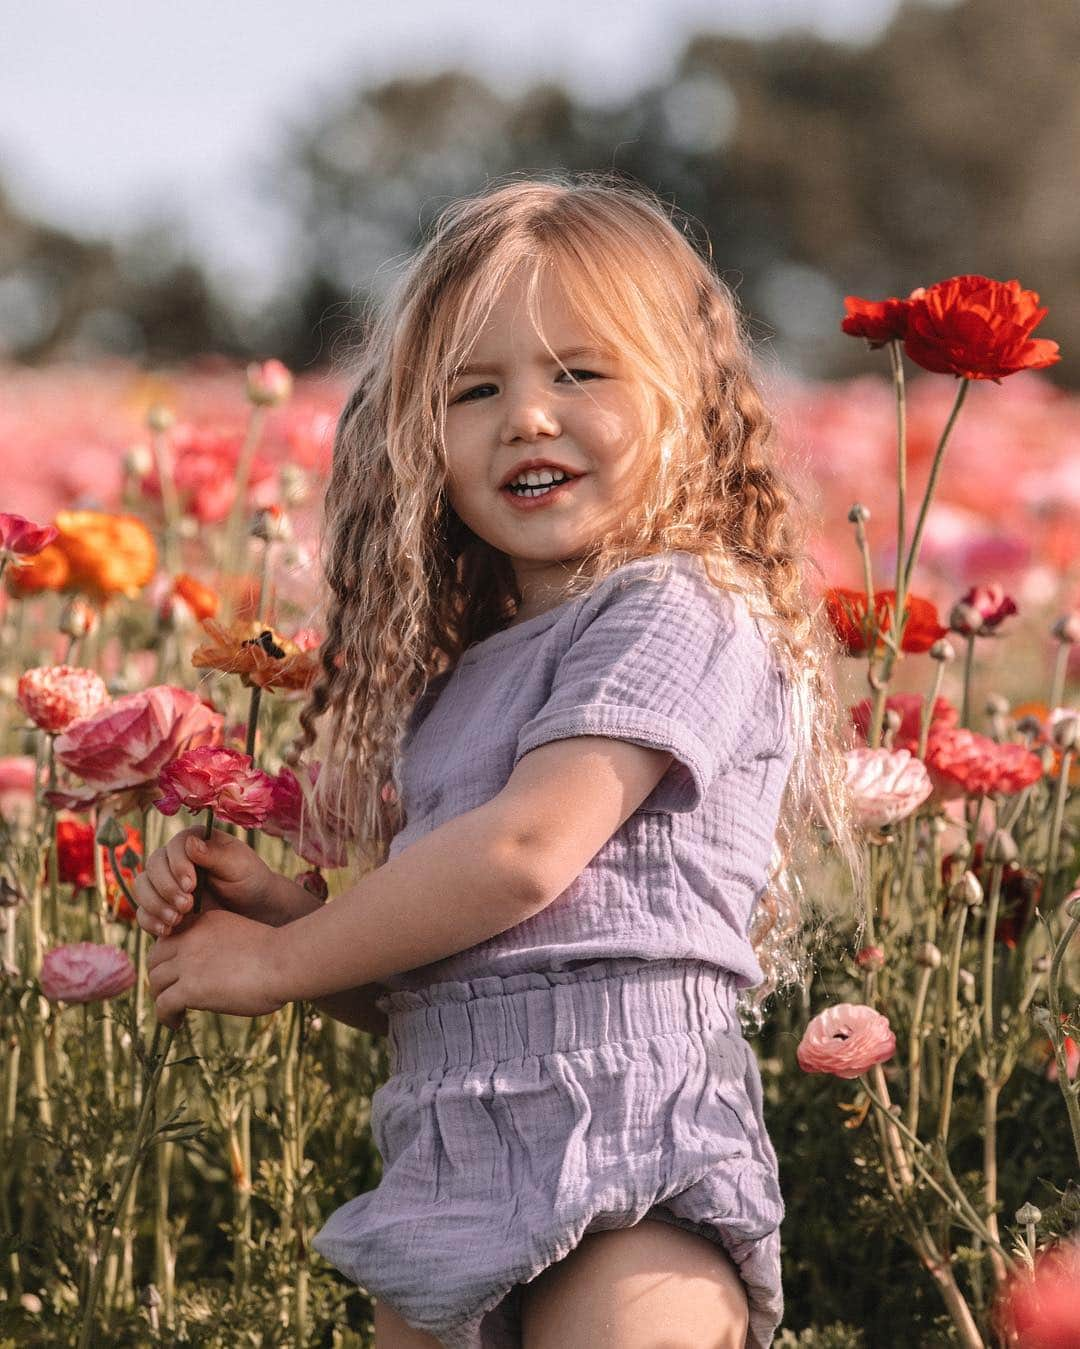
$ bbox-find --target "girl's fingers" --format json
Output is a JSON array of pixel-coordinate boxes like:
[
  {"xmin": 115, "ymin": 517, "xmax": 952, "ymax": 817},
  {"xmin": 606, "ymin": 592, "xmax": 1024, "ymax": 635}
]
[{"xmin": 146, "ymin": 845, "xmax": 192, "ymax": 912}]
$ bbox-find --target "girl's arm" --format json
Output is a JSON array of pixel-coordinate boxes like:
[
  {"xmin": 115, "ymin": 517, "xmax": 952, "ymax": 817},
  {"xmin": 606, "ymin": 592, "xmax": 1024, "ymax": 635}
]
[{"xmin": 266, "ymin": 870, "xmax": 390, "ymax": 1037}]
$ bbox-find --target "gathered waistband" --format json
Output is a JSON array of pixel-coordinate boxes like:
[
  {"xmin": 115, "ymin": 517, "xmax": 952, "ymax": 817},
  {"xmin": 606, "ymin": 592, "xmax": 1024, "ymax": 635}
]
[{"xmin": 373, "ymin": 958, "xmax": 741, "ymax": 1073}]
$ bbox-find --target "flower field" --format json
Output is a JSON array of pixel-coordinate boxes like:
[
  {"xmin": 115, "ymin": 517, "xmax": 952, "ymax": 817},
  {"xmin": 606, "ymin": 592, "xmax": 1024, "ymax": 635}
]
[{"xmin": 1, "ymin": 277, "xmax": 1079, "ymax": 1346}]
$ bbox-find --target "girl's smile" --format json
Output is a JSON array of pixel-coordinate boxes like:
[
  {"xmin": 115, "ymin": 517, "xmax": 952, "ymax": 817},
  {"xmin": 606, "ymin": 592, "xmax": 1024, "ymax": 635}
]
[{"xmin": 442, "ymin": 266, "xmax": 653, "ymax": 617}]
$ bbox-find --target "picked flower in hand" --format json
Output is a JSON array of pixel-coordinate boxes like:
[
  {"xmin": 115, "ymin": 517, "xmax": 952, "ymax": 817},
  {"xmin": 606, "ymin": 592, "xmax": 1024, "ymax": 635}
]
[{"xmin": 154, "ymin": 746, "xmax": 274, "ymax": 830}]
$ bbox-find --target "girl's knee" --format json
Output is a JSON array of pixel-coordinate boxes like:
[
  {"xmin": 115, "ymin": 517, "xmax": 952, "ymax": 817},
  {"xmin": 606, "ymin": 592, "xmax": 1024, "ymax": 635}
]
[{"xmin": 372, "ymin": 1298, "xmax": 445, "ymax": 1349}]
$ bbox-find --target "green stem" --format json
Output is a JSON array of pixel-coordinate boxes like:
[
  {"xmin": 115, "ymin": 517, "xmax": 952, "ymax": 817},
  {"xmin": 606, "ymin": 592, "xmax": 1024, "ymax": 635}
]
[
  {"xmin": 902, "ymin": 378, "xmax": 971, "ymax": 597},
  {"xmin": 1049, "ymin": 641, "xmax": 1070, "ymax": 711},
  {"xmin": 1046, "ymin": 904, "xmax": 1080, "ymax": 1168},
  {"xmin": 960, "ymin": 633, "xmax": 977, "ymax": 731}
]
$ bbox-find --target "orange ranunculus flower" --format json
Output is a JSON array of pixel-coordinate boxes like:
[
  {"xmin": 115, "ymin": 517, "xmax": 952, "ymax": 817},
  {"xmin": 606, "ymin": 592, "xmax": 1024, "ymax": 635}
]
[
  {"xmin": 903, "ymin": 275, "xmax": 1061, "ymax": 382},
  {"xmin": 191, "ymin": 619, "xmax": 320, "ymax": 692},
  {"xmin": 53, "ymin": 510, "xmax": 158, "ymax": 599},
  {"xmin": 173, "ymin": 573, "xmax": 219, "ymax": 622},
  {"xmin": 5, "ymin": 541, "xmax": 70, "ymax": 596},
  {"xmin": 825, "ymin": 587, "xmax": 947, "ymax": 656}
]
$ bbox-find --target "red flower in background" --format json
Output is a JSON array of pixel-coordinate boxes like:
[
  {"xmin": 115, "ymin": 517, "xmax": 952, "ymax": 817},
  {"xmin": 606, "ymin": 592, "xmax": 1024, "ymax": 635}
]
[
  {"xmin": 0, "ymin": 512, "xmax": 58, "ymax": 564},
  {"xmin": 994, "ymin": 1239, "xmax": 1080, "ymax": 1348},
  {"xmin": 142, "ymin": 424, "xmax": 277, "ymax": 525},
  {"xmin": 48, "ymin": 816, "xmax": 143, "ymax": 919},
  {"xmin": 851, "ymin": 693, "xmax": 959, "ymax": 750},
  {"xmin": 154, "ymin": 746, "xmax": 274, "ymax": 829},
  {"xmin": 17, "ymin": 666, "xmax": 110, "ymax": 734},
  {"xmin": 943, "ymin": 841, "xmax": 1042, "ymax": 947},
  {"xmin": 904, "ymin": 275, "xmax": 1061, "ymax": 382},
  {"xmin": 826, "ymin": 587, "xmax": 947, "ymax": 656},
  {"xmin": 840, "ymin": 294, "xmax": 915, "ymax": 347},
  {"xmin": 950, "ymin": 583, "xmax": 1018, "ymax": 635},
  {"xmin": 923, "ymin": 726, "xmax": 1043, "ymax": 799}
]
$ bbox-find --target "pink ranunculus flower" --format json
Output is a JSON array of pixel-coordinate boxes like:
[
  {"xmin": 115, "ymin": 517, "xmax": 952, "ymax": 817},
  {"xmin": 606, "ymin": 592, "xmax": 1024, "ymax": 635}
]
[
  {"xmin": 796, "ymin": 1003, "xmax": 896, "ymax": 1079},
  {"xmin": 40, "ymin": 942, "xmax": 137, "ymax": 1004},
  {"xmin": 0, "ymin": 755, "xmax": 37, "ymax": 824},
  {"xmin": 49, "ymin": 685, "xmax": 224, "ymax": 813},
  {"xmin": 0, "ymin": 512, "xmax": 58, "ymax": 563},
  {"xmin": 844, "ymin": 747, "xmax": 933, "ymax": 828},
  {"xmin": 950, "ymin": 582, "xmax": 1018, "ymax": 636},
  {"xmin": 155, "ymin": 746, "xmax": 274, "ymax": 830},
  {"xmin": 17, "ymin": 666, "xmax": 110, "ymax": 735},
  {"xmin": 262, "ymin": 763, "xmax": 349, "ymax": 869},
  {"xmin": 923, "ymin": 726, "xmax": 1043, "ymax": 800},
  {"xmin": 995, "ymin": 1239, "xmax": 1080, "ymax": 1348}
]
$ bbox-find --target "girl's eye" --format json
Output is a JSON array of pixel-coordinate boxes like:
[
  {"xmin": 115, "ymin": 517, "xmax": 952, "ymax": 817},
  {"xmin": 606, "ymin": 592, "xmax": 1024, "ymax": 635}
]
[{"xmin": 452, "ymin": 370, "xmax": 600, "ymax": 404}]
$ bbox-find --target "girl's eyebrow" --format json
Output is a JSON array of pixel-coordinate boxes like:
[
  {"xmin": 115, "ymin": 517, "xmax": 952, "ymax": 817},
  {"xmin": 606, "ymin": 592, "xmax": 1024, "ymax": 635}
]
[{"xmin": 454, "ymin": 345, "xmax": 612, "ymax": 378}]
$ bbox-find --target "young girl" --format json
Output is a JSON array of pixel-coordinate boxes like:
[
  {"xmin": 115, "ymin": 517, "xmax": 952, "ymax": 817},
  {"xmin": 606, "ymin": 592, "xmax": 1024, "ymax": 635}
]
[{"xmin": 141, "ymin": 173, "xmax": 855, "ymax": 1349}]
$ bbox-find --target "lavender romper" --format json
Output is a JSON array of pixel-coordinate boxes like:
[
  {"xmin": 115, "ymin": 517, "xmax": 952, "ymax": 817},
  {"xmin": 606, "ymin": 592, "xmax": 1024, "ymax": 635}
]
[{"xmin": 311, "ymin": 551, "xmax": 795, "ymax": 1348}]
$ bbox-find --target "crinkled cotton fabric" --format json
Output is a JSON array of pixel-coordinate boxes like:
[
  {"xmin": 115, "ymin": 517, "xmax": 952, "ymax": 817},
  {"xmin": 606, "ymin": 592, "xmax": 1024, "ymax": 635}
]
[
  {"xmin": 312, "ymin": 551, "xmax": 795, "ymax": 1344},
  {"xmin": 311, "ymin": 958, "xmax": 785, "ymax": 1348}
]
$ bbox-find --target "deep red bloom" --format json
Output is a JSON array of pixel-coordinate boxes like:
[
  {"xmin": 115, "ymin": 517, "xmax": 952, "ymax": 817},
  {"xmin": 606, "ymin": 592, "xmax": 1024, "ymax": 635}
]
[
  {"xmin": 840, "ymin": 295, "xmax": 912, "ymax": 347},
  {"xmin": 48, "ymin": 816, "xmax": 143, "ymax": 916},
  {"xmin": 904, "ymin": 275, "xmax": 1061, "ymax": 382},
  {"xmin": 826, "ymin": 587, "xmax": 948, "ymax": 656},
  {"xmin": 942, "ymin": 841, "xmax": 1042, "ymax": 947}
]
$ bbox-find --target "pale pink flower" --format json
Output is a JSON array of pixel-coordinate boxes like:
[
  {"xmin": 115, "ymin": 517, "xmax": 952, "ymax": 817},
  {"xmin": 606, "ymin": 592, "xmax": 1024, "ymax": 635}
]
[
  {"xmin": 844, "ymin": 747, "xmax": 932, "ymax": 828},
  {"xmin": 246, "ymin": 359, "xmax": 293, "ymax": 407},
  {"xmin": 262, "ymin": 763, "xmax": 349, "ymax": 868},
  {"xmin": 995, "ymin": 1239, "xmax": 1080, "ymax": 1347},
  {"xmin": 0, "ymin": 511, "xmax": 58, "ymax": 563},
  {"xmin": 0, "ymin": 755, "xmax": 37, "ymax": 827},
  {"xmin": 155, "ymin": 746, "xmax": 274, "ymax": 829},
  {"xmin": 40, "ymin": 942, "xmax": 136, "ymax": 1004},
  {"xmin": 50, "ymin": 686, "xmax": 223, "ymax": 813},
  {"xmin": 797, "ymin": 1003, "xmax": 896, "ymax": 1078},
  {"xmin": 17, "ymin": 666, "xmax": 110, "ymax": 734}
]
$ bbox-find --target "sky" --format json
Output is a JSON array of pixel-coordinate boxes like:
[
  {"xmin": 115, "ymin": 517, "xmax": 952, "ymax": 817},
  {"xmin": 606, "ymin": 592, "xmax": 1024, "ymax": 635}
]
[{"xmin": 0, "ymin": 0, "xmax": 925, "ymax": 312}]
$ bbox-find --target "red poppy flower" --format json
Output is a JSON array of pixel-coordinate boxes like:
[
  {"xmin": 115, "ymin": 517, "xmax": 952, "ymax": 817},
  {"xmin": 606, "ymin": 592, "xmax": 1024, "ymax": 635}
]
[
  {"xmin": 825, "ymin": 587, "xmax": 947, "ymax": 656},
  {"xmin": 851, "ymin": 692, "xmax": 959, "ymax": 750},
  {"xmin": 904, "ymin": 275, "xmax": 1060, "ymax": 382},
  {"xmin": 923, "ymin": 726, "xmax": 1043, "ymax": 799},
  {"xmin": 47, "ymin": 816, "xmax": 143, "ymax": 918},
  {"xmin": 840, "ymin": 294, "xmax": 913, "ymax": 347}
]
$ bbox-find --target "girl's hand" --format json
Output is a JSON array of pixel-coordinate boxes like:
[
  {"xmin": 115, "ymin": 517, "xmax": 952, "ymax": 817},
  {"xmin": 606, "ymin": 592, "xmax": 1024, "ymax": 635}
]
[
  {"xmin": 146, "ymin": 908, "xmax": 286, "ymax": 1030},
  {"xmin": 133, "ymin": 827, "xmax": 275, "ymax": 938}
]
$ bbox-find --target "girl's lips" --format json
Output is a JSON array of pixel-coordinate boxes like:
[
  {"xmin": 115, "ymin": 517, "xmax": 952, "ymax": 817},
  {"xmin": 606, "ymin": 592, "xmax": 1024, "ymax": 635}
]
[{"xmin": 500, "ymin": 475, "xmax": 583, "ymax": 511}]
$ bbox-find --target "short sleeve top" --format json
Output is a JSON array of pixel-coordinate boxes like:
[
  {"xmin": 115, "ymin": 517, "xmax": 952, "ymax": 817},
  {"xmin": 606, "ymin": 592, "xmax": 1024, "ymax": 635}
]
[{"xmin": 380, "ymin": 550, "xmax": 796, "ymax": 993}]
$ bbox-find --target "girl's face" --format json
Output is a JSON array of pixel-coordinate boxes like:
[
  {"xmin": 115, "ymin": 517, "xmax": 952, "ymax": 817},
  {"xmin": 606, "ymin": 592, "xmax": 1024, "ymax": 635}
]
[{"xmin": 442, "ymin": 265, "xmax": 654, "ymax": 616}]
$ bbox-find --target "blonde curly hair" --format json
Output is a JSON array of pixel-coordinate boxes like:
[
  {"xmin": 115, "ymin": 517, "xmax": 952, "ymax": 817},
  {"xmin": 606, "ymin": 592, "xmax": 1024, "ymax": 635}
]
[{"xmin": 288, "ymin": 169, "xmax": 861, "ymax": 1016}]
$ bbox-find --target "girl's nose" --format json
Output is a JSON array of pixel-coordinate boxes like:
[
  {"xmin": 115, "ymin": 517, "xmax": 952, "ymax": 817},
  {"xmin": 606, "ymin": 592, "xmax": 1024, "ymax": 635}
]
[{"xmin": 500, "ymin": 397, "xmax": 560, "ymax": 443}]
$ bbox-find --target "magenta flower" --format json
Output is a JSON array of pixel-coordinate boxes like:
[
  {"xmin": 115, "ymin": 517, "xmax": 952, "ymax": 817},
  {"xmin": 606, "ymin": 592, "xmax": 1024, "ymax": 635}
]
[
  {"xmin": 261, "ymin": 762, "xmax": 349, "ymax": 869},
  {"xmin": 41, "ymin": 942, "xmax": 136, "ymax": 1004},
  {"xmin": 797, "ymin": 1003, "xmax": 896, "ymax": 1079},
  {"xmin": 844, "ymin": 747, "xmax": 933, "ymax": 829},
  {"xmin": 49, "ymin": 685, "xmax": 223, "ymax": 813},
  {"xmin": 17, "ymin": 665, "xmax": 111, "ymax": 735},
  {"xmin": 949, "ymin": 583, "xmax": 1018, "ymax": 636},
  {"xmin": 155, "ymin": 746, "xmax": 274, "ymax": 829},
  {"xmin": 0, "ymin": 512, "xmax": 58, "ymax": 565}
]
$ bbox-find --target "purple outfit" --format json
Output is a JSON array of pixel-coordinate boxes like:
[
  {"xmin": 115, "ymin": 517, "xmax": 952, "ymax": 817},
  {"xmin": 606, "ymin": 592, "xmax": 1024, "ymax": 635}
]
[{"xmin": 311, "ymin": 551, "xmax": 795, "ymax": 1348}]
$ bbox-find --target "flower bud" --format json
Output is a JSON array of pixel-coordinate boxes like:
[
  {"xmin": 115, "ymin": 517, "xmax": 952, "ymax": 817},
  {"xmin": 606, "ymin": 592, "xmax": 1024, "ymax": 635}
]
[
  {"xmin": 246, "ymin": 358, "xmax": 293, "ymax": 408},
  {"xmin": 279, "ymin": 464, "xmax": 309, "ymax": 507},
  {"xmin": 146, "ymin": 404, "xmax": 174, "ymax": 433},
  {"xmin": 1051, "ymin": 713, "xmax": 1079, "ymax": 751},
  {"xmin": 949, "ymin": 601, "xmax": 984, "ymax": 636},
  {"xmin": 950, "ymin": 871, "xmax": 984, "ymax": 907},
  {"xmin": 1037, "ymin": 744, "xmax": 1056, "ymax": 773},
  {"xmin": 958, "ymin": 968, "xmax": 975, "ymax": 1002},
  {"xmin": 915, "ymin": 941, "xmax": 942, "ymax": 969},
  {"xmin": 985, "ymin": 693, "xmax": 1010, "ymax": 718},
  {"xmin": 1066, "ymin": 891, "xmax": 1080, "ymax": 921},
  {"xmin": 1031, "ymin": 954, "xmax": 1051, "ymax": 974},
  {"xmin": 250, "ymin": 506, "xmax": 291, "ymax": 543},
  {"xmin": 122, "ymin": 444, "xmax": 154, "ymax": 478},
  {"xmin": 855, "ymin": 945, "xmax": 885, "ymax": 971},
  {"xmin": 59, "ymin": 597, "xmax": 98, "ymax": 640},
  {"xmin": 929, "ymin": 638, "xmax": 956, "ymax": 662},
  {"xmin": 309, "ymin": 1015, "xmax": 323, "ymax": 1033},
  {"xmin": 1052, "ymin": 613, "xmax": 1080, "ymax": 644},
  {"xmin": 1016, "ymin": 715, "xmax": 1043, "ymax": 741},
  {"xmin": 1015, "ymin": 1201, "xmax": 1042, "ymax": 1226},
  {"xmin": 847, "ymin": 503, "xmax": 870, "ymax": 525},
  {"xmin": 95, "ymin": 814, "xmax": 127, "ymax": 849},
  {"xmin": 928, "ymin": 815, "xmax": 948, "ymax": 836},
  {"xmin": 985, "ymin": 829, "xmax": 1019, "ymax": 866}
]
